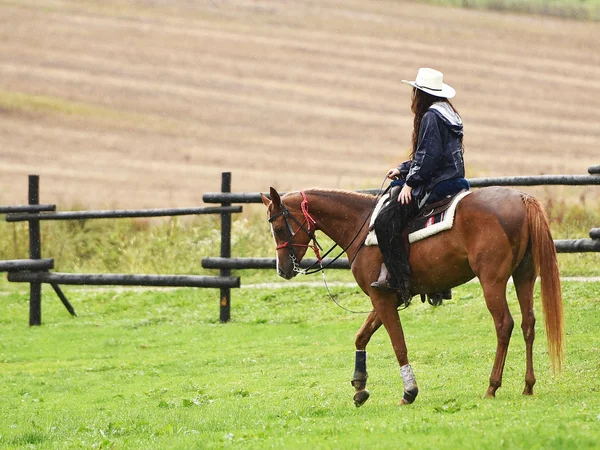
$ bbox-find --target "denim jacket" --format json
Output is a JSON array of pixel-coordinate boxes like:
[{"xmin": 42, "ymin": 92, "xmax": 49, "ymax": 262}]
[{"xmin": 404, "ymin": 102, "xmax": 465, "ymax": 201}]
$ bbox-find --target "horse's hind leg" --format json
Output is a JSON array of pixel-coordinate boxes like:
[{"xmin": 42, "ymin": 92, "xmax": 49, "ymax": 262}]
[
  {"xmin": 352, "ymin": 310, "xmax": 382, "ymax": 407},
  {"xmin": 513, "ymin": 251, "xmax": 537, "ymax": 395},
  {"xmin": 481, "ymin": 277, "xmax": 514, "ymax": 398}
]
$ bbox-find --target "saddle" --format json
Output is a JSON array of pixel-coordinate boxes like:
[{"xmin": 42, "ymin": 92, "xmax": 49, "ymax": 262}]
[
  {"xmin": 407, "ymin": 189, "xmax": 471, "ymax": 243},
  {"xmin": 364, "ymin": 189, "xmax": 471, "ymax": 247},
  {"xmin": 407, "ymin": 189, "xmax": 468, "ymax": 233}
]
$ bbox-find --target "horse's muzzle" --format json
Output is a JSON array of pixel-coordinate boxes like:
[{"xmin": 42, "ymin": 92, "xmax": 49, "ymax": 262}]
[{"xmin": 277, "ymin": 267, "xmax": 296, "ymax": 280}]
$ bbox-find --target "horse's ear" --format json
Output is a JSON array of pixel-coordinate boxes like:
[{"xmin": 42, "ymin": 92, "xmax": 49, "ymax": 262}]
[
  {"xmin": 269, "ymin": 187, "xmax": 282, "ymax": 208},
  {"xmin": 260, "ymin": 192, "xmax": 271, "ymax": 207}
]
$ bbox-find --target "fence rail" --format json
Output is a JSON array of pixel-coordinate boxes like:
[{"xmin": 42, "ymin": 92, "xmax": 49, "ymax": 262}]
[
  {"xmin": 468, "ymin": 174, "xmax": 600, "ymax": 187},
  {"xmin": 2, "ymin": 174, "xmax": 241, "ymax": 326},
  {"xmin": 8, "ymin": 272, "xmax": 240, "ymax": 288},
  {"xmin": 201, "ymin": 235, "xmax": 600, "ymax": 271},
  {"xmin": 202, "ymin": 257, "xmax": 349, "ymax": 270},
  {"xmin": 554, "ymin": 239, "xmax": 600, "ymax": 253},
  {"xmin": 0, "ymin": 205, "xmax": 56, "ymax": 214},
  {"xmin": 203, "ymin": 172, "xmax": 600, "ymax": 204},
  {"xmin": 6, "ymin": 206, "xmax": 242, "ymax": 222},
  {"xmin": 0, "ymin": 258, "xmax": 54, "ymax": 272}
]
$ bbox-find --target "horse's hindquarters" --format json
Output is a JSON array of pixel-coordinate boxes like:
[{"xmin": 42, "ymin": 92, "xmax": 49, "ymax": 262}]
[{"xmin": 408, "ymin": 187, "xmax": 529, "ymax": 294}]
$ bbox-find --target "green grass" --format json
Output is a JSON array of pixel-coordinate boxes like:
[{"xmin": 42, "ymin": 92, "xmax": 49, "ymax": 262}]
[
  {"xmin": 0, "ymin": 194, "xmax": 597, "ymax": 447},
  {"xmin": 0, "ymin": 91, "xmax": 128, "ymax": 120},
  {"xmin": 422, "ymin": 0, "xmax": 600, "ymax": 21},
  {"xmin": 1, "ymin": 281, "xmax": 599, "ymax": 449},
  {"xmin": 0, "ymin": 90, "xmax": 184, "ymax": 134}
]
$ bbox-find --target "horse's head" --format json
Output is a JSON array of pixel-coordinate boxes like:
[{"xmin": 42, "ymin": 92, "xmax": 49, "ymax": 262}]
[{"xmin": 261, "ymin": 187, "xmax": 316, "ymax": 280}]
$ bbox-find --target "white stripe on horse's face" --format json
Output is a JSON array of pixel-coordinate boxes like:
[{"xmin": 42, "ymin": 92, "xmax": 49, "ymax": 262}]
[{"xmin": 270, "ymin": 223, "xmax": 279, "ymax": 273}]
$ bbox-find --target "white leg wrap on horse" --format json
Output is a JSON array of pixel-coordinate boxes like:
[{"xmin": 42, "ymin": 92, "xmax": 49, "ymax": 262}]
[{"xmin": 400, "ymin": 364, "xmax": 417, "ymax": 391}]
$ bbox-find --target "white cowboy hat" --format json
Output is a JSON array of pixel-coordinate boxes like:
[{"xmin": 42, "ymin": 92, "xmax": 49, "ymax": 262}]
[{"xmin": 402, "ymin": 68, "xmax": 456, "ymax": 99}]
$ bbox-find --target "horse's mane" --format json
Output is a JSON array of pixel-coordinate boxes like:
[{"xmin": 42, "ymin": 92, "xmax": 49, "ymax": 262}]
[{"xmin": 283, "ymin": 188, "xmax": 376, "ymax": 202}]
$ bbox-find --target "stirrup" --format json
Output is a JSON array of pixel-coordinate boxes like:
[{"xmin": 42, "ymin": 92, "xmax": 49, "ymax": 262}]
[
  {"xmin": 370, "ymin": 279, "xmax": 397, "ymax": 291},
  {"xmin": 426, "ymin": 289, "xmax": 451, "ymax": 306},
  {"xmin": 427, "ymin": 293, "xmax": 443, "ymax": 307},
  {"xmin": 370, "ymin": 263, "xmax": 397, "ymax": 291}
]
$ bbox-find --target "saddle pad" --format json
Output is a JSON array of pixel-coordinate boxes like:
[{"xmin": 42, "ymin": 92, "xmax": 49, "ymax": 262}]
[
  {"xmin": 364, "ymin": 190, "xmax": 471, "ymax": 246},
  {"xmin": 407, "ymin": 190, "xmax": 471, "ymax": 243},
  {"xmin": 364, "ymin": 193, "xmax": 389, "ymax": 246}
]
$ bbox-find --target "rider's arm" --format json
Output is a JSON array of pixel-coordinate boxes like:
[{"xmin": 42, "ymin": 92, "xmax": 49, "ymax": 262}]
[{"xmin": 398, "ymin": 160, "xmax": 412, "ymax": 179}]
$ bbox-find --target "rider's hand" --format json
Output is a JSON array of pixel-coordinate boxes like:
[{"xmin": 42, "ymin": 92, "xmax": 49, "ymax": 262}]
[
  {"xmin": 398, "ymin": 184, "xmax": 413, "ymax": 204},
  {"xmin": 387, "ymin": 168, "xmax": 401, "ymax": 179}
]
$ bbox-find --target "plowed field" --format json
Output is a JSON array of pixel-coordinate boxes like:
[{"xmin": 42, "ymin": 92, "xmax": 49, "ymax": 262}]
[{"xmin": 1, "ymin": 0, "xmax": 599, "ymax": 208}]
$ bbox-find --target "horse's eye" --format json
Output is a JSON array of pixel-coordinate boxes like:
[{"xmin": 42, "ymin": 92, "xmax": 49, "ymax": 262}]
[{"xmin": 275, "ymin": 227, "xmax": 284, "ymax": 235}]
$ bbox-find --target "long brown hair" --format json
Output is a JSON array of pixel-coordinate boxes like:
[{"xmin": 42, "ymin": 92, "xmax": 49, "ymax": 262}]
[{"xmin": 410, "ymin": 87, "xmax": 461, "ymax": 160}]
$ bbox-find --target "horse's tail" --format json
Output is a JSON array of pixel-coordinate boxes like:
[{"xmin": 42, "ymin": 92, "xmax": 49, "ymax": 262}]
[{"xmin": 523, "ymin": 195, "xmax": 565, "ymax": 372}]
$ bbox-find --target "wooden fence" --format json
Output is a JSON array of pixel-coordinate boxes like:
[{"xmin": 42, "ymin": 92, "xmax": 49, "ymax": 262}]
[
  {"xmin": 2, "ymin": 166, "xmax": 599, "ymax": 325},
  {"xmin": 1, "ymin": 174, "xmax": 241, "ymax": 326}
]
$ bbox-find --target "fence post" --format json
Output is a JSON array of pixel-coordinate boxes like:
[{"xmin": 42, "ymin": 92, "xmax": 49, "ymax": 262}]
[
  {"xmin": 28, "ymin": 175, "xmax": 42, "ymax": 326},
  {"xmin": 220, "ymin": 172, "xmax": 232, "ymax": 323}
]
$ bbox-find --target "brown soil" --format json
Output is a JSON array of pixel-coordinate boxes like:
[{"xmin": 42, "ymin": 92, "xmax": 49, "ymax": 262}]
[{"xmin": 1, "ymin": 0, "xmax": 599, "ymax": 208}]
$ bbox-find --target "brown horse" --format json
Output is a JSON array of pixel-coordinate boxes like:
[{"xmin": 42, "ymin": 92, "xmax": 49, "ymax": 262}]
[{"xmin": 260, "ymin": 186, "xmax": 564, "ymax": 406}]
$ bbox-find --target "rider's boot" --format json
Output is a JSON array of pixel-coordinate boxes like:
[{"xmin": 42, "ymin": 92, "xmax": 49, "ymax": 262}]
[{"xmin": 370, "ymin": 263, "xmax": 396, "ymax": 291}]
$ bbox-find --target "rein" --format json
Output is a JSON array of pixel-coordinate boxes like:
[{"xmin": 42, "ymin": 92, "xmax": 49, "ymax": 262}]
[
  {"xmin": 269, "ymin": 177, "xmax": 390, "ymax": 314},
  {"xmin": 270, "ymin": 191, "xmax": 371, "ymax": 276}
]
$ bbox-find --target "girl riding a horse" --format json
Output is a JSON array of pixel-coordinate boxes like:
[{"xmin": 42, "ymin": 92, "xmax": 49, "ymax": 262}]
[
  {"xmin": 262, "ymin": 68, "xmax": 563, "ymax": 407},
  {"xmin": 372, "ymin": 68, "xmax": 469, "ymax": 304}
]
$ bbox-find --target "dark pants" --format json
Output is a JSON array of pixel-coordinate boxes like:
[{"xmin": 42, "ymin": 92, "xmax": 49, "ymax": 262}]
[{"xmin": 373, "ymin": 187, "xmax": 419, "ymax": 296}]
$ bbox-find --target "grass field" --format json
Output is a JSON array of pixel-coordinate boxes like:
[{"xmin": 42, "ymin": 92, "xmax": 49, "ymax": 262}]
[
  {"xmin": 1, "ymin": 282, "xmax": 599, "ymax": 449},
  {"xmin": 432, "ymin": 0, "xmax": 600, "ymax": 20}
]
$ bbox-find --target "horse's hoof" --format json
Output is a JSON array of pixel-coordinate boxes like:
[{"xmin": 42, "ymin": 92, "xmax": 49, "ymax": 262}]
[
  {"xmin": 399, "ymin": 396, "xmax": 417, "ymax": 406},
  {"xmin": 400, "ymin": 388, "xmax": 418, "ymax": 405},
  {"xmin": 353, "ymin": 390, "xmax": 370, "ymax": 407}
]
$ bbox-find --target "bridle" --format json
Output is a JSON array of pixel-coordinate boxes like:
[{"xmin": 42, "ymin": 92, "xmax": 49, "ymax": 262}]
[
  {"xmin": 268, "ymin": 190, "xmax": 373, "ymax": 276},
  {"xmin": 268, "ymin": 191, "xmax": 325, "ymax": 274},
  {"xmin": 269, "ymin": 190, "xmax": 376, "ymax": 314},
  {"xmin": 267, "ymin": 177, "xmax": 402, "ymax": 314}
]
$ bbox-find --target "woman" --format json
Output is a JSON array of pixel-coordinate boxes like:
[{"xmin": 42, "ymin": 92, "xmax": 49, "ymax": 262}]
[{"xmin": 371, "ymin": 68, "xmax": 468, "ymax": 303}]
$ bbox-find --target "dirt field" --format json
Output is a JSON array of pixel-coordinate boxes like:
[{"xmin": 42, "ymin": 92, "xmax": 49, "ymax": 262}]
[{"xmin": 1, "ymin": 0, "xmax": 599, "ymax": 208}]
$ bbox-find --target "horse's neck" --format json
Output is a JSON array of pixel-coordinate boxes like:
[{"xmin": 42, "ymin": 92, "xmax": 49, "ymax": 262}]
[{"xmin": 306, "ymin": 190, "xmax": 374, "ymax": 251}]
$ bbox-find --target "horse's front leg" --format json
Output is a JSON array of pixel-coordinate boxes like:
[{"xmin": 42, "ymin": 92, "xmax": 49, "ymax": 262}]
[
  {"xmin": 370, "ymin": 290, "xmax": 419, "ymax": 405},
  {"xmin": 352, "ymin": 310, "xmax": 382, "ymax": 407}
]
